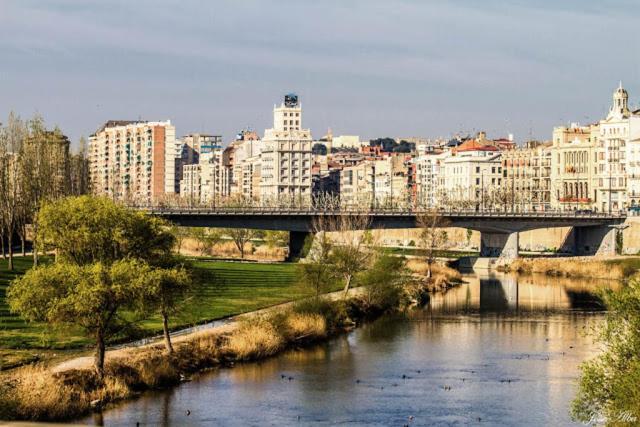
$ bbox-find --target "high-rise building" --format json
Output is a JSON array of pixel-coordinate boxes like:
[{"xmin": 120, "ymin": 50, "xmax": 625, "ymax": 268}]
[
  {"xmin": 88, "ymin": 120, "xmax": 177, "ymax": 202},
  {"xmin": 260, "ymin": 94, "xmax": 313, "ymax": 201}
]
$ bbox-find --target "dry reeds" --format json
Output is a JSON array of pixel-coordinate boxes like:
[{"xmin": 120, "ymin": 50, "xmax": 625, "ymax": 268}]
[
  {"xmin": 282, "ymin": 312, "xmax": 326, "ymax": 341},
  {"xmin": 222, "ymin": 319, "xmax": 284, "ymax": 360},
  {"xmin": 406, "ymin": 259, "xmax": 462, "ymax": 282},
  {"xmin": 504, "ymin": 258, "xmax": 624, "ymax": 280}
]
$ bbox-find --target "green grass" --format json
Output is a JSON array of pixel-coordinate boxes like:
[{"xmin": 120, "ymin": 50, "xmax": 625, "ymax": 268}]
[
  {"xmin": 0, "ymin": 257, "xmax": 326, "ymax": 369},
  {"xmin": 136, "ymin": 260, "xmax": 313, "ymax": 333},
  {"xmin": 383, "ymin": 247, "xmax": 479, "ymax": 258}
]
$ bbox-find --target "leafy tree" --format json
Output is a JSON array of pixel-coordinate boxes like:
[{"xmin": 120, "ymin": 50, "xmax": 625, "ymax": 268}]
[
  {"xmin": 8, "ymin": 259, "xmax": 152, "ymax": 378},
  {"xmin": 297, "ymin": 232, "xmax": 335, "ymax": 298},
  {"xmin": 37, "ymin": 195, "xmax": 174, "ymax": 265},
  {"xmin": 143, "ymin": 263, "xmax": 193, "ymax": 354},
  {"xmin": 358, "ymin": 252, "xmax": 408, "ymax": 310},
  {"xmin": 226, "ymin": 228, "xmax": 255, "ymax": 259},
  {"xmin": 328, "ymin": 215, "xmax": 373, "ymax": 296},
  {"xmin": 572, "ymin": 281, "xmax": 640, "ymax": 423},
  {"xmin": 312, "ymin": 143, "xmax": 327, "ymax": 155}
]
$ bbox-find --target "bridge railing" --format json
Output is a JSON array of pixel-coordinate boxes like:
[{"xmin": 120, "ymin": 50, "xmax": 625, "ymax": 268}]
[{"xmin": 134, "ymin": 205, "xmax": 627, "ymax": 219}]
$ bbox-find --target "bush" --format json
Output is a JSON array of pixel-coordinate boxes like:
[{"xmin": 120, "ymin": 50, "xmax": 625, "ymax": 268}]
[{"xmin": 293, "ymin": 298, "xmax": 349, "ymax": 331}]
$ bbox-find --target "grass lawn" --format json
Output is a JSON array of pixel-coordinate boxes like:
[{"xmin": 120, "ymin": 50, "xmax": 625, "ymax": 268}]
[
  {"xmin": 1, "ymin": 257, "xmax": 321, "ymax": 369},
  {"xmin": 383, "ymin": 247, "xmax": 479, "ymax": 258}
]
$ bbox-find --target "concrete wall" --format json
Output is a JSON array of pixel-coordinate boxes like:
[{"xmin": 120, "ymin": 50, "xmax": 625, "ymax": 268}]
[{"xmin": 622, "ymin": 217, "xmax": 640, "ymax": 255}]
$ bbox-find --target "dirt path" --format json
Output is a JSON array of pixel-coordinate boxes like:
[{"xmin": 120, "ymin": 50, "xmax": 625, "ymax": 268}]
[{"xmin": 52, "ymin": 287, "xmax": 365, "ymax": 373}]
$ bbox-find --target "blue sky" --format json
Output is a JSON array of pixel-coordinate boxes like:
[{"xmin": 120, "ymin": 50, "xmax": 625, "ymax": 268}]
[{"xmin": 0, "ymin": 0, "xmax": 638, "ymax": 146}]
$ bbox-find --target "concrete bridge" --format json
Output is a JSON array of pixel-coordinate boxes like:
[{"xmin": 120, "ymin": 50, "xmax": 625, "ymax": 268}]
[{"xmin": 141, "ymin": 207, "xmax": 626, "ymax": 261}]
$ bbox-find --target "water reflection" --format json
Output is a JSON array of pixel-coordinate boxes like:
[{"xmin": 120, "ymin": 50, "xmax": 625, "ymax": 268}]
[
  {"xmin": 428, "ymin": 272, "xmax": 617, "ymax": 314},
  {"xmin": 80, "ymin": 272, "xmax": 616, "ymax": 427}
]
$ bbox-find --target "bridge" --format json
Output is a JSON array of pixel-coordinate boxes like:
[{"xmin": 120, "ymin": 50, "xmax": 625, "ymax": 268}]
[{"xmin": 140, "ymin": 207, "xmax": 627, "ymax": 261}]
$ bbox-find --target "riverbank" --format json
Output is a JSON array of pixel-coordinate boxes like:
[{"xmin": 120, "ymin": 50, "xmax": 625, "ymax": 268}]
[
  {"xmin": 0, "ymin": 265, "xmax": 461, "ymax": 422},
  {"xmin": 497, "ymin": 256, "xmax": 640, "ymax": 280}
]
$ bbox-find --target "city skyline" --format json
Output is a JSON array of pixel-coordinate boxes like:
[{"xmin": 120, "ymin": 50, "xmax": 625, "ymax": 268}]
[{"xmin": 1, "ymin": 0, "xmax": 639, "ymax": 145}]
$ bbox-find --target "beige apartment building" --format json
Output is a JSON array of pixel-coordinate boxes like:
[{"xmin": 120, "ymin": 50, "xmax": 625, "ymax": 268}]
[
  {"xmin": 340, "ymin": 160, "xmax": 375, "ymax": 206},
  {"xmin": 549, "ymin": 124, "xmax": 598, "ymax": 210},
  {"xmin": 260, "ymin": 94, "xmax": 313, "ymax": 201},
  {"xmin": 502, "ymin": 141, "xmax": 552, "ymax": 210},
  {"xmin": 88, "ymin": 120, "xmax": 178, "ymax": 202}
]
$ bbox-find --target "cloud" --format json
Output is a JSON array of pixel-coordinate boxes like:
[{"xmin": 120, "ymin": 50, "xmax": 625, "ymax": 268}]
[{"xmin": 0, "ymin": 0, "xmax": 638, "ymax": 144}]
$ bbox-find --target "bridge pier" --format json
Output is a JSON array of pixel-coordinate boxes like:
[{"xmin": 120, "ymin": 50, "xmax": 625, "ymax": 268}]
[
  {"xmin": 480, "ymin": 231, "xmax": 519, "ymax": 260},
  {"xmin": 573, "ymin": 225, "xmax": 616, "ymax": 256},
  {"xmin": 287, "ymin": 231, "xmax": 312, "ymax": 262}
]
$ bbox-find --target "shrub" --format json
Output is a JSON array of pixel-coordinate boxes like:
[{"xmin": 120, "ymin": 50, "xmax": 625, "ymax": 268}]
[{"xmin": 293, "ymin": 298, "xmax": 349, "ymax": 331}]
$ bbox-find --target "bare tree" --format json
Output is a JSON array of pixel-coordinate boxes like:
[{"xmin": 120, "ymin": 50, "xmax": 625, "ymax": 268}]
[
  {"xmin": 417, "ymin": 210, "xmax": 450, "ymax": 278},
  {"xmin": 226, "ymin": 228, "xmax": 255, "ymax": 259},
  {"xmin": 0, "ymin": 113, "xmax": 26, "ymax": 270}
]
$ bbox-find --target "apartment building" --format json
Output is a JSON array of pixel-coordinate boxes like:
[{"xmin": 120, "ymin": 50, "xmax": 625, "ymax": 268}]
[
  {"xmin": 441, "ymin": 141, "xmax": 502, "ymax": 207},
  {"xmin": 259, "ymin": 94, "xmax": 313, "ymax": 201},
  {"xmin": 88, "ymin": 120, "xmax": 177, "ymax": 202},
  {"xmin": 502, "ymin": 141, "xmax": 552, "ymax": 209},
  {"xmin": 414, "ymin": 151, "xmax": 447, "ymax": 208}
]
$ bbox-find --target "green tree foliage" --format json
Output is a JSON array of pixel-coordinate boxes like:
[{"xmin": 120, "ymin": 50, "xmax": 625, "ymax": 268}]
[
  {"xmin": 38, "ymin": 195, "xmax": 174, "ymax": 265},
  {"xmin": 358, "ymin": 252, "xmax": 408, "ymax": 310},
  {"xmin": 297, "ymin": 232, "xmax": 335, "ymax": 298},
  {"xmin": 8, "ymin": 196, "xmax": 190, "ymax": 376},
  {"xmin": 572, "ymin": 281, "xmax": 640, "ymax": 423},
  {"xmin": 143, "ymin": 265, "xmax": 193, "ymax": 354},
  {"xmin": 8, "ymin": 259, "xmax": 152, "ymax": 378}
]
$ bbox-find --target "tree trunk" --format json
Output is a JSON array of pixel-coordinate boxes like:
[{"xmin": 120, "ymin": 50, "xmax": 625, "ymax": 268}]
[
  {"xmin": 7, "ymin": 229, "xmax": 14, "ymax": 271},
  {"xmin": 239, "ymin": 244, "xmax": 245, "ymax": 259},
  {"xmin": 342, "ymin": 274, "xmax": 352, "ymax": 297},
  {"xmin": 32, "ymin": 223, "xmax": 39, "ymax": 266},
  {"xmin": 426, "ymin": 260, "xmax": 432, "ymax": 279},
  {"xmin": 20, "ymin": 232, "xmax": 25, "ymax": 257},
  {"xmin": 162, "ymin": 312, "xmax": 174, "ymax": 354},
  {"xmin": 95, "ymin": 332, "xmax": 106, "ymax": 380},
  {"xmin": 1, "ymin": 234, "xmax": 5, "ymax": 260}
]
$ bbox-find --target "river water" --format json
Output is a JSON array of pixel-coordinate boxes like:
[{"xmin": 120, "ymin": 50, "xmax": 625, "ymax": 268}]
[{"xmin": 81, "ymin": 272, "xmax": 615, "ymax": 427}]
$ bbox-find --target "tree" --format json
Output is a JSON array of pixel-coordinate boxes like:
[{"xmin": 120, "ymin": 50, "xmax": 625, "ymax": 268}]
[
  {"xmin": 572, "ymin": 281, "xmax": 640, "ymax": 423},
  {"xmin": 417, "ymin": 211, "xmax": 450, "ymax": 278},
  {"xmin": 144, "ymin": 264, "xmax": 192, "ymax": 354},
  {"xmin": 37, "ymin": 196, "xmax": 174, "ymax": 265},
  {"xmin": 358, "ymin": 251, "xmax": 409, "ymax": 309},
  {"xmin": 191, "ymin": 227, "xmax": 222, "ymax": 257},
  {"xmin": 264, "ymin": 230, "xmax": 288, "ymax": 249},
  {"xmin": 0, "ymin": 113, "xmax": 26, "ymax": 271},
  {"xmin": 8, "ymin": 259, "xmax": 152, "ymax": 378},
  {"xmin": 327, "ymin": 215, "xmax": 373, "ymax": 296},
  {"xmin": 226, "ymin": 228, "xmax": 255, "ymax": 259},
  {"xmin": 297, "ymin": 230, "xmax": 335, "ymax": 298}
]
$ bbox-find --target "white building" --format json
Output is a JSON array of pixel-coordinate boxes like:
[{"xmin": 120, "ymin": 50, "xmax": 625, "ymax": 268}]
[
  {"xmin": 414, "ymin": 151, "xmax": 448, "ymax": 208},
  {"xmin": 260, "ymin": 94, "xmax": 313, "ymax": 202},
  {"xmin": 440, "ymin": 144, "xmax": 502, "ymax": 207},
  {"xmin": 597, "ymin": 83, "xmax": 640, "ymax": 211}
]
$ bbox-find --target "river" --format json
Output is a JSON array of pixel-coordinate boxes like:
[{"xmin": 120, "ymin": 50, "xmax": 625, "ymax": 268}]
[{"xmin": 80, "ymin": 272, "xmax": 615, "ymax": 426}]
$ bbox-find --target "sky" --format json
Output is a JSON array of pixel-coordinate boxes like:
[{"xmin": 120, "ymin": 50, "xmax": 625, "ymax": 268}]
[{"xmin": 0, "ymin": 0, "xmax": 639, "ymax": 147}]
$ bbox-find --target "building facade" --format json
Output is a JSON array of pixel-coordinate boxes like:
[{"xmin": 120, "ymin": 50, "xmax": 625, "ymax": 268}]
[
  {"xmin": 259, "ymin": 94, "xmax": 313, "ymax": 202},
  {"xmin": 88, "ymin": 120, "xmax": 177, "ymax": 202}
]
